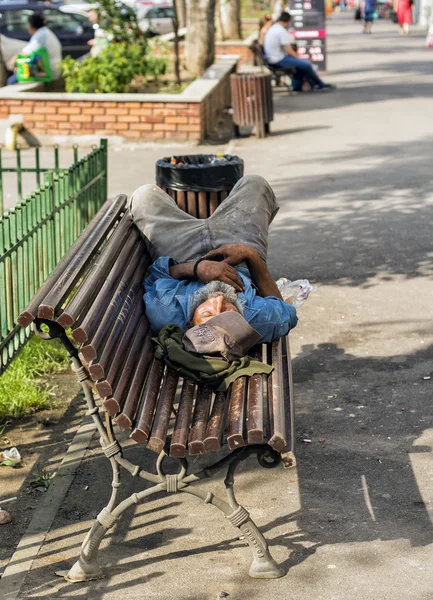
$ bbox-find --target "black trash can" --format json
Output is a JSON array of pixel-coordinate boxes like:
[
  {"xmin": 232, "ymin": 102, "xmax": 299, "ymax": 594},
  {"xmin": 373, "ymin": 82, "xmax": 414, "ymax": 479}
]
[{"xmin": 156, "ymin": 154, "xmax": 244, "ymax": 218}]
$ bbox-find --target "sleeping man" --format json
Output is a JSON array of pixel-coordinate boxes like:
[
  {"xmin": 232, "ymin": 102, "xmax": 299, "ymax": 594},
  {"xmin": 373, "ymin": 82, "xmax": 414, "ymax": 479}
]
[{"xmin": 129, "ymin": 175, "xmax": 297, "ymax": 366}]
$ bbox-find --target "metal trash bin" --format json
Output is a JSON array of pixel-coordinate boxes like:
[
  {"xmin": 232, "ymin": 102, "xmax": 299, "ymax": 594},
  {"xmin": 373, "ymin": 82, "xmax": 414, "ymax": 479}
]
[
  {"xmin": 155, "ymin": 154, "xmax": 244, "ymax": 218},
  {"xmin": 230, "ymin": 72, "xmax": 274, "ymax": 138}
]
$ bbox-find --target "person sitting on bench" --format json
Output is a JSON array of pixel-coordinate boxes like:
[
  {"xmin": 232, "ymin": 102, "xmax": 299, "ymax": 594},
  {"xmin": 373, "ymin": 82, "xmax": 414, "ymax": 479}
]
[
  {"xmin": 129, "ymin": 175, "xmax": 298, "ymax": 348},
  {"xmin": 264, "ymin": 11, "xmax": 335, "ymax": 92}
]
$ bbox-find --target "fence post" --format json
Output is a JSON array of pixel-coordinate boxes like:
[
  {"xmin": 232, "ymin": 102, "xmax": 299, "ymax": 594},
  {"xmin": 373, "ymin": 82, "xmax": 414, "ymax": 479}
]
[
  {"xmin": 44, "ymin": 171, "xmax": 58, "ymax": 266},
  {"xmin": 100, "ymin": 139, "xmax": 108, "ymax": 202},
  {"xmin": 16, "ymin": 147, "xmax": 22, "ymax": 202},
  {"xmin": 0, "ymin": 146, "xmax": 3, "ymax": 215}
]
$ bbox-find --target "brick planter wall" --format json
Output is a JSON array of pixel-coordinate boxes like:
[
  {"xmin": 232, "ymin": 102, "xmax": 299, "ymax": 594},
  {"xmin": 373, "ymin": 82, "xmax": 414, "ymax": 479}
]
[
  {"xmin": 178, "ymin": 34, "xmax": 257, "ymax": 68},
  {"xmin": 0, "ymin": 57, "xmax": 238, "ymax": 143},
  {"xmin": 215, "ymin": 43, "xmax": 254, "ymax": 66},
  {"xmin": 0, "ymin": 99, "xmax": 202, "ymax": 140}
]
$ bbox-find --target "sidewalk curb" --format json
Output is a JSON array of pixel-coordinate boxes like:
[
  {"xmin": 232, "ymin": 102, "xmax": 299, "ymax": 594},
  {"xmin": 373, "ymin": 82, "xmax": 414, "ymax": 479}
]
[{"xmin": 0, "ymin": 415, "xmax": 96, "ymax": 600}]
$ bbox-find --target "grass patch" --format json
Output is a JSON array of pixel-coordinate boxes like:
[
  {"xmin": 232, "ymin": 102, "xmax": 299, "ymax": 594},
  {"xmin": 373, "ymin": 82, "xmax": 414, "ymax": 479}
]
[{"xmin": 0, "ymin": 336, "xmax": 69, "ymax": 421}]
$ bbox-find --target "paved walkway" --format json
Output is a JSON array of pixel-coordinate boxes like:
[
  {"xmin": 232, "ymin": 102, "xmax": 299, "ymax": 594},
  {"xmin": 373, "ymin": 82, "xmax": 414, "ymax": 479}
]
[{"xmin": 2, "ymin": 13, "xmax": 433, "ymax": 600}]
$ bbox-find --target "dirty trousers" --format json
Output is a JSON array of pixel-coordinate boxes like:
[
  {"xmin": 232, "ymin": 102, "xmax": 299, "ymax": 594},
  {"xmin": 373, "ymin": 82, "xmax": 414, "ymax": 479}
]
[{"xmin": 128, "ymin": 175, "xmax": 279, "ymax": 264}]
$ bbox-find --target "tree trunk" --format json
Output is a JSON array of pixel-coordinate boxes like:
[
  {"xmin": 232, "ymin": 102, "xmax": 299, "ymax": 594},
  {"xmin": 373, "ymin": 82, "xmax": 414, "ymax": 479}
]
[
  {"xmin": 175, "ymin": 0, "xmax": 187, "ymax": 28},
  {"xmin": 172, "ymin": 0, "xmax": 181, "ymax": 85},
  {"xmin": 218, "ymin": 0, "xmax": 242, "ymax": 40},
  {"xmin": 185, "ymin": 0, "xmax": 216, "ymax": 75},
  {"xmin": 0, "ymin": 39, "xmax": 7, "ymax": 88}
]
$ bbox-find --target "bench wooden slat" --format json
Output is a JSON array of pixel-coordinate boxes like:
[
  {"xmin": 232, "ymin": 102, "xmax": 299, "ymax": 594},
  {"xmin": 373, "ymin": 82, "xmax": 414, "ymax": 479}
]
[
  {"xmin": 130, "ymin": 359, "xmax": 164, "ymax": 444},
  {"xmin": 56, "ymin": 214, "xmax": 133, "ymax": 329},
  {"xmin": 247, "ymin": 376, "xmax": 264, "ymax": 444},
  {"xmin": 78, "ymin": 250, "xmax": 147, "ymax": 360},
  {"xmin": 102, "ymin": 320, "xmax": 151, "ymax": 414},
  {"xmin": 170, "ymin": 379, "xmax": 196, "ymax": 458},
  {"xmin": 71, "ymin": 237, "xmax": 143, "ymax": 344},
  {"xmin": 227, "ymin": 377, "xmax": 247, "ymax": 450},
  {"xmin": 188, "ymin": 385, "xmax": 212, "ymax": 455},
  {"xmin": 282, "ymin": 335, "xmax": 295, "ymax": 460},
  {"xmin": 97, "ymin": 314, "xmax": 149, "ymax": 399},
  {"xmin": 115, "ymin": 336, "xmax": 153, "ymax": 430},
  {"xmin": 247, "ymin": 346, "xmax": 265, "ymax": 444},
  {"xmin": 203, "ymin": 391, "xmax": 227, "ymax": 452},
  {"xmin": 89, "ymin": 293, "xmax": 144, "ymax": 382},
  {"xmin": 267, "ymin": 339, "xmax": 287, "ymax": 452},
  {"xmin": 147, "ymin": 370, "xmax": 179, "ymax": 454},
  {"xmin": 37, "ymin": 196, "xmax": 127, "ymax": 321},
  {"xmin": 18, "ymin": 195, "xmax": 127, "ymax": 328}
]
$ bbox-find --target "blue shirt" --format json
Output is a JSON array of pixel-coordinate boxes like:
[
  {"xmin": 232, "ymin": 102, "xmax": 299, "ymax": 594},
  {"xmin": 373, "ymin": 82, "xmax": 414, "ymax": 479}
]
[{"xmin": 143, "ymin": 257, "xmax": 298, "ymax": 344}]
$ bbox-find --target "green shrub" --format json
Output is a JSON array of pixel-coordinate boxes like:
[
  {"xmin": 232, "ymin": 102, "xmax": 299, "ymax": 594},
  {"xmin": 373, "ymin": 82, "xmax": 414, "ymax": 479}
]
[
  {"xmin": 61, "ymin": 0, "xmax": 169, "ymax": 94},
  {"xmin": 62, "ymin": 42, "xmax": 168, "ymax": 94},
  {"xmin": 0, "ymin": 337, "xmax": 69, "ymax": 420}
]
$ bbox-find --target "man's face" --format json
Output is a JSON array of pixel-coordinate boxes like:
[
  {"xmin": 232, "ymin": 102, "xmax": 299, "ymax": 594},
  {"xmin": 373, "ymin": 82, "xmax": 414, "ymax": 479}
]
[
  {"xmin": 88, "ymin": 10, "xmax": 98, "ymax": 24},
  {"xmin": 193, "ymin": 292, "xmax": 239, "ymax": 326}
]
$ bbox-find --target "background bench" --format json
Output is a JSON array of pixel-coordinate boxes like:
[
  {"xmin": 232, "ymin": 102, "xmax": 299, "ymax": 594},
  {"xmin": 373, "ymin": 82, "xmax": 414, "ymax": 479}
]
[
  {"xmin": 250, "ymin": 41, "xmax": 294, "ymax": 90},
  {"xmin": 18, "ymin": 191, "xmax": 296, "ymax": 584}
]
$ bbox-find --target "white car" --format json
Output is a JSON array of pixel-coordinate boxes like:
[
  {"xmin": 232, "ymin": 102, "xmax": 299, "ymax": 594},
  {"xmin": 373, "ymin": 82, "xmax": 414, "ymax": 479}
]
[
  {"xmin": 59, "ymin": 0, "xmax": 98, "ymax": 18},
  {"xmin": 136, "ymin": 4, "xmax": 174, "ymax": 35},
  {"xmin": 59, "ymin": 1, "xmax": 174, "ymax": 36}
]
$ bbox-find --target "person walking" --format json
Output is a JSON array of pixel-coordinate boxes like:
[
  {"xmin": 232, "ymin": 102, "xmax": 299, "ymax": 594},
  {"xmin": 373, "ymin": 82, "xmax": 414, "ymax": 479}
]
[
  {"xmin": 394, "ymin": 0, "xmax": 412, "ymax": 34},
  {"xmin": 362, "ymin": 0, "xmax": 377, "ymax": 33},
  {"xmin": 264, "ymin": 12, "xmax": 336, "ymax": 92}
]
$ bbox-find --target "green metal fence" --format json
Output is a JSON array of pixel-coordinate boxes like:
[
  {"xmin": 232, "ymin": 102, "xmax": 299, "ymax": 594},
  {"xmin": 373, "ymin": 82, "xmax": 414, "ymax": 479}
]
[
  {"xmin": 0, "ymin": 139, "xmax": 108, "ymax": 373},
  {"xmin": 0, "ymin": 145, "xmax": 83, "ymax": 215}
]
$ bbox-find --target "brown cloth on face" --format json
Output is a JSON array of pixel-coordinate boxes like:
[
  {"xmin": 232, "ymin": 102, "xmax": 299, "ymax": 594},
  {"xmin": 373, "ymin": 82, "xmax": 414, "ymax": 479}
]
[{"xmin": 183, "ymin": 312, "xmax": 262, "ymax": 361}]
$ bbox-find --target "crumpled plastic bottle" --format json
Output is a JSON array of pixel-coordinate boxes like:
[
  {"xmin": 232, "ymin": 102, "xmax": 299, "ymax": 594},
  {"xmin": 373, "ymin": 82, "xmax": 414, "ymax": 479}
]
[
  {"xmin": 0, "ymin": 447, "xmax": 22, "ymax": 466},
  {"xmin": 276, "ymin": 278, "xmax": 317, "ymax": 308}
]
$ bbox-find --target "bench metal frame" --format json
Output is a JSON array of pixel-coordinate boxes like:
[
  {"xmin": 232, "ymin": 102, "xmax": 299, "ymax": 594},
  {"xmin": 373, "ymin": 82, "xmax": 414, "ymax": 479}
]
[{"xmin": 37, "ymin": 320, "xmax": 287, "ymax": 582}]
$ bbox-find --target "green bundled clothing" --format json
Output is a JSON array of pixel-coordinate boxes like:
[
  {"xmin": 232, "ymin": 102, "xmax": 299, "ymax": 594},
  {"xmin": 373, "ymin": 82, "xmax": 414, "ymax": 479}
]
[{"xmin": 153, "ymin": 325, "xmax": 273, "ymax": 392}]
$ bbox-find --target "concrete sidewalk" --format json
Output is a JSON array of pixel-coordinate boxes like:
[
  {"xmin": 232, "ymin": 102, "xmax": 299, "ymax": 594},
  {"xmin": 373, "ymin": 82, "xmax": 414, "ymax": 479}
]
[{"xmin": 2, "ymin": 13, "xmax": 433, "ymax": 600}]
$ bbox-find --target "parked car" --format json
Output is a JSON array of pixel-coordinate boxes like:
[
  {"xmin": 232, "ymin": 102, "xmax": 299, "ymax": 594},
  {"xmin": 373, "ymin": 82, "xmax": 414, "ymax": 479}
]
[
  {"xmin": 58, "ymin": 0, "xmax": 97, "ymax": 18},
  {"xmin": 0, "ymin": 1, "xmax": 94, "ymax": 58},
  {"xmin": 136, "ymin": 4, "xmax": 174, "ymax": 35}
]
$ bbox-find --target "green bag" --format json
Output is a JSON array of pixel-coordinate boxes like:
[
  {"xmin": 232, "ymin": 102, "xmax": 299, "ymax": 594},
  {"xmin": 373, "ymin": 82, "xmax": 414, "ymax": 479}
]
[{"xmin": 16, "ymin": 47, "xmax": 53, "ymax": 83}]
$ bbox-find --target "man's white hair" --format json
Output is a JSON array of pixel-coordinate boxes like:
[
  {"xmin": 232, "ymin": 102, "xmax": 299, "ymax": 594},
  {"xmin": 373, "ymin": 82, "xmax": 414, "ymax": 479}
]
[{"xmin": 190, "ymin": 281, "xmax": 244, "ymax": 321}]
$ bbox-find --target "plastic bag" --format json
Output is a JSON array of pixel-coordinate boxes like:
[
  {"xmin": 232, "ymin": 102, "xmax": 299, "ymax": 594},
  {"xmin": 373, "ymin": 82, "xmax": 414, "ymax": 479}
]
[
  {"xmin": 0, "ymin": 447, "xmax": 22, "ymax": 467},
  {"xmin": 155, "ymin": 154, "xmax": 244, "ymax": 192},
  {"xmin": 16, "ymin": 47, "xmax": 53, "ymax": 83},
  {"xmin": 276, "ymin": 278, "xmax": 317, "ymax": 308}
]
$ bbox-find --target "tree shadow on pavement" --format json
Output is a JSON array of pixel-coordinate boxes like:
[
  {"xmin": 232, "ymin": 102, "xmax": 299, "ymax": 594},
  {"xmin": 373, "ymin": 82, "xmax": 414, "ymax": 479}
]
[
  {"xmin": 267, "ymin": 136, "xmax": 433, "ymax": 285},
  {"xmin": 273, "ymin": 80, "xmax": 433, "ymax": 113}
]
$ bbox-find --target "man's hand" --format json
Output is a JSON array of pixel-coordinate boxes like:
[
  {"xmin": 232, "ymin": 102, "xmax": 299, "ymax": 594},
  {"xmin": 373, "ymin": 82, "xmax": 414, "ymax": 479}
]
[
  {"xmin": 196, "ymin": 260, "xmax": 244, "ymax": 292},
  {"xmin": 203, "ymin": 244, "xmax": 257, "ymax": 266}
]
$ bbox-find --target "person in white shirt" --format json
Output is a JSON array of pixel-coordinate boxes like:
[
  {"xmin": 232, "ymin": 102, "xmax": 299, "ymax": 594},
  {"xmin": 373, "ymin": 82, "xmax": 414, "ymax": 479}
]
[
  {"xmin": 264, "ymin": 12, "xmax": 335, "ymax": 92},
  {"xmin": 8, "ymin": 13, "xmax": 62, "ymax": 84}
]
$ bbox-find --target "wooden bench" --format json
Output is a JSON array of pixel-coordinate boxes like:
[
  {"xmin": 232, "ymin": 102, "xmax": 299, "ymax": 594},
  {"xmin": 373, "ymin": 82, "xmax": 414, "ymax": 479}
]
[
  {"xmin": 250, "ymin": 41, "xmax": 294, "ymax": 90},
  {"xmin": 18, "ymin": 193, "xmax": 296, "ymax": 583}
]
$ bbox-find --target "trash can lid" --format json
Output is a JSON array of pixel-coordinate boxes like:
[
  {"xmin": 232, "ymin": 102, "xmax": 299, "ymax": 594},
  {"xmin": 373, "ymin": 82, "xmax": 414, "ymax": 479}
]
[{"xmin": 155, "ymin": 154, "xmax": 244, "ymax": 192}]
